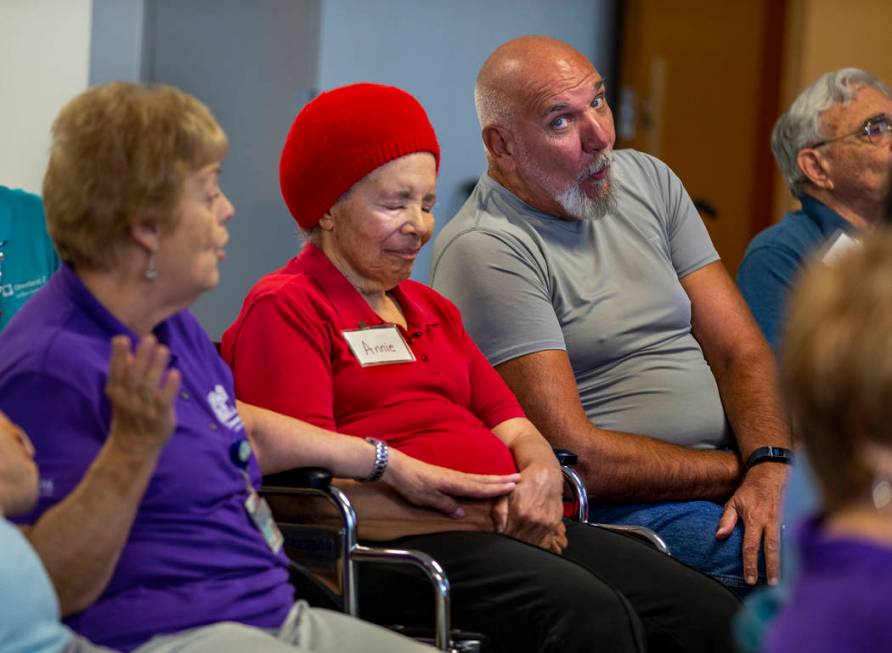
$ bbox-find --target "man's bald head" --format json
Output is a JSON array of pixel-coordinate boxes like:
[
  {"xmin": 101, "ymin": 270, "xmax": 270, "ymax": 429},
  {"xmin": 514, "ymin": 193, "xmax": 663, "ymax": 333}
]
[
  {"xmin": 473, "ymin": 36, "xmax": 615, "ymax": 221},
  {"xmin": 475, "ymin": 35, "xmax": 597, "ymax": 130}
]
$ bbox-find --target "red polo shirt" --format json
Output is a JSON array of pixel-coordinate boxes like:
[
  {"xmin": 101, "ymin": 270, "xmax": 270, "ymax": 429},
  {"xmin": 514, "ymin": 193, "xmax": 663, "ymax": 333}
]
[{"xmin": 221, "ymin": 244, "xmax": 521, "ymax": 475}]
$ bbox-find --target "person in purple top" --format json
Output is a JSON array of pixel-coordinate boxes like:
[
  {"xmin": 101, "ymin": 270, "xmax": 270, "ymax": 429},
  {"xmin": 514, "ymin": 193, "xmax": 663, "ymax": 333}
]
[
  {"xmin": 764, "ymin": 229, "xmax": 892, "ymax": 653},
  {"xmin": 0, "ymin": 81, "xmax": 518, "ymax": 653}
]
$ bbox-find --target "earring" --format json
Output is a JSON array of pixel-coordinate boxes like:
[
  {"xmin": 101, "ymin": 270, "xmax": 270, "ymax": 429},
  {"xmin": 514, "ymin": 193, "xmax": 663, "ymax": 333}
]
[
  {"xmin": 145, "ymin": 251, "xmax": 157, "ymax": 282},
  {"xmin": 872, "ymin": 477, "xmax": 892, "ymax": 510}
]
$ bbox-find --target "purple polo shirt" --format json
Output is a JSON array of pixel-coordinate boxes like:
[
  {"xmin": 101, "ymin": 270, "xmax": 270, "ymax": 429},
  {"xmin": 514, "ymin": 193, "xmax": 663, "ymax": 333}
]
[
  {"xmin": 0, "ymin": 265, "xmax": 292, "ymax": 651},
  {"xmin": 765, "ymin": 516, "xmax": 892, "ymax": 653}
]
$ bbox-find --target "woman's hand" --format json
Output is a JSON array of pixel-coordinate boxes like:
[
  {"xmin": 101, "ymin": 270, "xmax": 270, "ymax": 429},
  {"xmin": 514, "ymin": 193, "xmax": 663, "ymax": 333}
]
[
  {"xmin": 105, "ymin": 335, "xmax": 181, "ymax": 458},
  {"xmin": 492, "ymin": 461, "xmax": 566, "ymax": 552},
  {"xmin": 546, "ymin": 520, "xmax": 568, "ymax": 554},
  {"xmin": 381, "ymin": 448, "xmax": 519, "ymax": 518}
]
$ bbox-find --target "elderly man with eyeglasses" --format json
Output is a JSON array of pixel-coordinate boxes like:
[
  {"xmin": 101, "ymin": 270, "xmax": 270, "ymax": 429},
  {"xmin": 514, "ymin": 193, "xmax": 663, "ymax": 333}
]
[{"xmin": 737, "ymin": 68, "xmax": 892, "ymax": 354}]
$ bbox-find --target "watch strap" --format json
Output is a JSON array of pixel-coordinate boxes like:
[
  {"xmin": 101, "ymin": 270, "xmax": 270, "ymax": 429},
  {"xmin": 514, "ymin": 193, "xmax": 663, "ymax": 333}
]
[
  {"xmin": 745, "ymin": 446, "xmax": 794, "ymax": 471},
  {"xmin": 363, "ymin": 437, "xmax": 389, "ymax": 481}
]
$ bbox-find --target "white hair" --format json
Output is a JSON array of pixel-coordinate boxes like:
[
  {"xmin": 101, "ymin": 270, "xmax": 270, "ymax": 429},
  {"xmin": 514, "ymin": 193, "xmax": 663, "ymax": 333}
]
[
  {"xmin": 772, "ymin": 68, "xmax": 890, "ymax": 196},
  {"xmin": 555, "ymin": 160, "xmax": 618, "ymax": 221},
  {"xmin": 301, "ymin": 224, "xmax": 321, "ymax": 245},
  {"xmin": 474, "ymin": 81, "xmax": 512, "ymax": 131}
]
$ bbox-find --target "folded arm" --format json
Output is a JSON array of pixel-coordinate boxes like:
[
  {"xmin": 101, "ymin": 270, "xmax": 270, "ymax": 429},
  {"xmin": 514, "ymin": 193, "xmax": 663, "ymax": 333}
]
[
  {"xmin": 489, "ymin": 417, "xmax": 566, "ymax": 551},
  {"xmin": 267, "ymin": 417, "xmax": 564, "ymax": 549},
  {"xmin": 238, "ymin": 401, "xmax": 517, "ymax": 519},
  {"xmin": 269, "ymin": 478, "xmax": 500, "ymax": 542}
]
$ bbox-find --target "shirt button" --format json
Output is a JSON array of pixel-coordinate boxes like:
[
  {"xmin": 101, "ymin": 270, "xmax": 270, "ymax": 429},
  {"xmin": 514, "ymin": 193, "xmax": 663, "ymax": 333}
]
[
  {"xmin": 413, "ymin": 331, "xmax": 423, "ymax": 338},
  {"xmin": 421, "ymin": 354, "xmax": 430, "ymax": 362},
  {"xmin": 208, "ymin": 422, "xmax": 218, "ymax": 431},
  {"xmin": 180, "ymin": 391, "xmax": 191, "ymax": 400}
]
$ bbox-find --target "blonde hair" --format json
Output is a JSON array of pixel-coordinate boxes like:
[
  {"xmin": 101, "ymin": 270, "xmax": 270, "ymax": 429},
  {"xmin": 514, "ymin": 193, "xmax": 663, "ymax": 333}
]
[
  {"xmin": 43, "ymin": 82, "xmax": 228, "ymax": 270},
  {"xmin": 783, "ymin": 230, "xmax": 892, "ymax": 512}
]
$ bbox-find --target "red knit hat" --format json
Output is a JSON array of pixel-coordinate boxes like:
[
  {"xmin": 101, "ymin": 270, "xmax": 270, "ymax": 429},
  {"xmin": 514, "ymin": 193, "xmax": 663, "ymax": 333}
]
[{"xmin": 279, "ymin": 83, "xmax": 441, "ymax": 230}]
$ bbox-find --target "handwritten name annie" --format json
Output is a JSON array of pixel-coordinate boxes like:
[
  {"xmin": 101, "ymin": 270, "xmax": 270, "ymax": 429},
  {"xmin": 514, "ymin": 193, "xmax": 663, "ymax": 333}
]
[{"xmin": 362, "ymin": 340, "xmax": 397, "ymax": 355}]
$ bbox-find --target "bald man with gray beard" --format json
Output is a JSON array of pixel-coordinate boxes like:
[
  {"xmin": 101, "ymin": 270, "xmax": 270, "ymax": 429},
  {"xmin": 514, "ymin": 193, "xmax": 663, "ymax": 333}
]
[{"xmin": 432, "ymin": 35, "xmax": 790, "ymax": 594}]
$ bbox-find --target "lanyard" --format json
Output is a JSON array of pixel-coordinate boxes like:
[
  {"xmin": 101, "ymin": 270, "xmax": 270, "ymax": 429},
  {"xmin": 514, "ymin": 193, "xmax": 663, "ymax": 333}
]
[{"xmin": 229, "ymin": 434, "xmax": 283, "ymax": 553}]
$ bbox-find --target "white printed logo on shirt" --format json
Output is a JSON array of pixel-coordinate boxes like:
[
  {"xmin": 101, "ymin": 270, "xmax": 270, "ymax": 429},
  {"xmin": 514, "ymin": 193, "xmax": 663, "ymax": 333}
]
[
  {"xmin": 206, "ymin": 384, "xmax": 244, "ymax": 432},
  {"xmin": 39, "ymin": 477, "xmax": 54, "ymax": 498}
]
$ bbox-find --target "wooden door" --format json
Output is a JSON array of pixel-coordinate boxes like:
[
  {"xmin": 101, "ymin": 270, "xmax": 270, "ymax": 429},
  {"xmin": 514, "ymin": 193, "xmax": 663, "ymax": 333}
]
[{"xmin": 616, "ymin": 0, "xmax": 785, "ymax": 273}]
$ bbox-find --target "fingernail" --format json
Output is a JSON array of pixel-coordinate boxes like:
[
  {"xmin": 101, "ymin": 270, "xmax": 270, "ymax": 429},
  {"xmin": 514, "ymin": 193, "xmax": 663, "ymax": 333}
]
[
  {"xmin": 452, "ymin": 507, "xmax": 465, "ymax": 519},
  {"xmin": 746, "ymin": 575, "xmax": 756, "ymax": 585},
  {"xmin": 769, "ymin": 577, "xmax": 779, "ymax": 586}
]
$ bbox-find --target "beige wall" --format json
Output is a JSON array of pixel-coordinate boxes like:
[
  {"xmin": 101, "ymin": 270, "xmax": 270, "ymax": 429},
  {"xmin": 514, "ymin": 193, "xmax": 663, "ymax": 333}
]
[
  {"xmin": 774, "ymin": 0, "xmax": 892, "ymax": 218},
  {"xmin": 0, "ymin": 0, "xmax": 92, "ymax": 195}
]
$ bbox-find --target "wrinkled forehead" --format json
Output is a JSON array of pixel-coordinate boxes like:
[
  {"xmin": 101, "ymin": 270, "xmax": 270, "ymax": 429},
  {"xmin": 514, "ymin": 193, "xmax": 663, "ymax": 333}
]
[
  {"xmin": 517, "ymin": 56, "xmax": 603, "ymax": 118},
  {"xmin": 824, "ymin": 85, "xmax": 892, "ymax": 133}
]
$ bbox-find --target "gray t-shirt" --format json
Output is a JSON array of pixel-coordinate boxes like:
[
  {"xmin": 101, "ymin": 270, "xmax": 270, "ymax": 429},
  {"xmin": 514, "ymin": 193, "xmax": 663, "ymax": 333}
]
[{"xmin": 430, "ymin": 149, "xmax": 731, "ymax": 449}]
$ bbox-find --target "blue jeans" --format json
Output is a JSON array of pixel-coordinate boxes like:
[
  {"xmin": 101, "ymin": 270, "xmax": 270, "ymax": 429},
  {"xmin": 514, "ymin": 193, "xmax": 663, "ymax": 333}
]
[{"xmin": 589, "ymin": 500, "xmax": 763, "ymax": 591}]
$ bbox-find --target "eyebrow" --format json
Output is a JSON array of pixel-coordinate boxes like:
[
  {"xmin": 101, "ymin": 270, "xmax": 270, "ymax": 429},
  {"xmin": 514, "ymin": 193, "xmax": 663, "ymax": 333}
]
[
  {"xmin": 542, "ymin": 79, "xmax": 606, "ymax": 117},
  {"xmin": 385, "ymin": 190, "xmax": 437, "ymax": 203}
]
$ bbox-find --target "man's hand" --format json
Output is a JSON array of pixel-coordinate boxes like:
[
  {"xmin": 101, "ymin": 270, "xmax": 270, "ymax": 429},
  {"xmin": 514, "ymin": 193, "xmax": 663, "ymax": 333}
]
[
  {"xmin": 105, "ymin": 335, "xmax": 181, "ymax": 458},
  {"xmin": 492, "ymin": 461, "xmax": 565, "ymax": 552},
  {"xmin": 715, "ymin": 462, "xmax": 788, "ymax": 585},
  {"xmin": 381, "ymin": 448, "xmax": 519, "ymax": 519}
]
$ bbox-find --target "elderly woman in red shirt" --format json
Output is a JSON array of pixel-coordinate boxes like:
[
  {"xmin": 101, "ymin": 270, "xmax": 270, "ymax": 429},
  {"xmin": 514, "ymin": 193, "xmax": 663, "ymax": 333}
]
[{"xmin": 222, "ymin": 83, "xmax": 737, "ymax": 653}]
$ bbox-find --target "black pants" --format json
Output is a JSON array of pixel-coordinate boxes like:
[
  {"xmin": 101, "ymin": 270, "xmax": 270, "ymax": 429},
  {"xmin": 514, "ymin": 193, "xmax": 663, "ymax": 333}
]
[{"xmin": 357, "ymin": 521, "xmax": 739, "ymax": 653}]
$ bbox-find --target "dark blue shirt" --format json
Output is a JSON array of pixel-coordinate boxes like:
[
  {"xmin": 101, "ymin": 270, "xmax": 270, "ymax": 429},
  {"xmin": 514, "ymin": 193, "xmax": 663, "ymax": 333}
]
[{"xmin": 736, "ymin": 195, "xmax": 855, "ymax": 354}]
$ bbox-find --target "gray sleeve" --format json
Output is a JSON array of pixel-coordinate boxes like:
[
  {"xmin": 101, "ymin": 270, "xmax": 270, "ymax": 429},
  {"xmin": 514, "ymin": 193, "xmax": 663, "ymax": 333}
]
[
  {"xmin": 431, "ymin": 230, "xmax": 566, "ymax": 367},
  {"xmin": 642, "ymin": 153, "xmax": 719, "ymax": 278}
]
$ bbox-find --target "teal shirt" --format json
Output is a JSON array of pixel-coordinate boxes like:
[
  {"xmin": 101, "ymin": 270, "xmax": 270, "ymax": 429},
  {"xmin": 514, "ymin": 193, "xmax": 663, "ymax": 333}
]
[{"xmin": 0, "ymin": 186, "xmax": 59, "ymax": 331}]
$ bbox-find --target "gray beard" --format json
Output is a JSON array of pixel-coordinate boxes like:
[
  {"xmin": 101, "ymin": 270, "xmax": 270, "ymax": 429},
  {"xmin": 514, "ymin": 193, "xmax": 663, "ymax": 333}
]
[{"xmin": 556, "ymin": 164, "xmax": 617, "ymax": 221}]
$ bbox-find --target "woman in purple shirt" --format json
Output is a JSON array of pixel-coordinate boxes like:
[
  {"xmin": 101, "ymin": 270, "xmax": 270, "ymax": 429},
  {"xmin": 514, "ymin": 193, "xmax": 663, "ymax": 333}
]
[
  {"xmin": 0, "ymin": 82, "xmax": 516, "ymax": 653},
  {"xmin": 766, "ymin": 230, "xmax": 892, "ymax": 652}
]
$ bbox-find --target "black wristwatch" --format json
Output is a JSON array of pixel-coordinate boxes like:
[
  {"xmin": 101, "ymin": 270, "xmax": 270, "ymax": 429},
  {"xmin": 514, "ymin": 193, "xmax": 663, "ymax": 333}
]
[{"xmin": 745, "ymin": 446, "xmax": 794, "ymax": 471}]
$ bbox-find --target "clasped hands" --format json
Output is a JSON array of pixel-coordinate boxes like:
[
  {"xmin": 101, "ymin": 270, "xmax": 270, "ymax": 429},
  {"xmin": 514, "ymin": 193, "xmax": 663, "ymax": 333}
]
[{"xmin": 492, "ymin": 462, "xmax": 567, "ymax": 554}]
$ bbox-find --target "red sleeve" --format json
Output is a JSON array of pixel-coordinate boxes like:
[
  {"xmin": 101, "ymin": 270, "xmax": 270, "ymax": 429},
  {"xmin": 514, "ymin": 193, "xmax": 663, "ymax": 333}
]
[{"xmin": 223, "ymin": 289, "xmax": 337, "ymax": 431}]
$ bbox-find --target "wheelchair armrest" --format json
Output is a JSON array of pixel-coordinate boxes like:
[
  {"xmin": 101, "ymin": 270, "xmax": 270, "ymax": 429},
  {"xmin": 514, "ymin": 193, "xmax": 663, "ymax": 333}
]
[
  {"xmin": 259, "ymin": 469, "xmax": 456, "ymax": 650},
  {"xmin": 262, "ymin": 467, "xmax": 333, "ymax": 490},
  {"xmin": 351, "ymin": 543, "xmax": 453, "ymax": 650},
  {"xmin": 593, "ymin": 523, "xmax": 671, "ymax": 556},
  {"xmin": 553, "ymin": 447, "xmax": 588, "ymax": 522},
  {"xmin": 551, "ymin": 448, "xmax": 671, "ymax": 556},
  {"xmin": 552, "ymin": 447, "xmax": 578, "ymax": 466}
]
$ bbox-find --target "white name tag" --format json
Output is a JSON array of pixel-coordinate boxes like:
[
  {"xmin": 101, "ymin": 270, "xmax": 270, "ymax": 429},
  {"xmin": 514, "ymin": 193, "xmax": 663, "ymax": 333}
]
[
  {"xmin": 822, "ymin": 231, "xmax": 861, "ymax": 265},
  {"xmin": 342, "ymin": 325, "xmax": 416, "ymax": 366}
]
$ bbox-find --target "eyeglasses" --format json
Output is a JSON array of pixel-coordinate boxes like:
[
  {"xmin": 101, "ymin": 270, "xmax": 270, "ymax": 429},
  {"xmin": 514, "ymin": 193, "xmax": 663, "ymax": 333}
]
[{"xmin": 809, "ymin": 113, "xmax": 892, "ymax": 148}]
